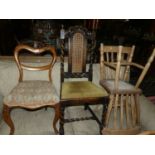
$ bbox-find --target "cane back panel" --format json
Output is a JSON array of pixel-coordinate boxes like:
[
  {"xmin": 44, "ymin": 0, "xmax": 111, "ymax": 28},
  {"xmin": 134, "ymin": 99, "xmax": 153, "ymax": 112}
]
[
  {"xmin": 69, "ymin": 32, "xmax": 87, "ymax": 73},
  {"xmin": 61, "ymin": 26, "xmax": 96, "ymax": 81}
]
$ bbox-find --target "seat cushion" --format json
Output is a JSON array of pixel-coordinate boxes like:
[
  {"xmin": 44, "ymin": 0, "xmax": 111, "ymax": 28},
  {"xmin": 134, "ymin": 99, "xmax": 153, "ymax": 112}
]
[
  {"xmin": 100, "ymin": 80, "xmax": 142, "ymax": 94},
  {"xmin": 61, "ymin": 81, "xmax": 108, "ymax": 100},
  {"xmin": 3, "ymin": 81, "xmax": 60, "ymax": 108}
]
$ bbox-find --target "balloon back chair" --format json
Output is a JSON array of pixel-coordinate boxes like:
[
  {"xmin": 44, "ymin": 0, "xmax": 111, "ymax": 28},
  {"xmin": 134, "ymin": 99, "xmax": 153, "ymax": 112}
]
[
  {"xmin": 100, "ymin": 43, "xmax": 155, "ymax": 134},
  {"xmin": 59, "ymin": 26, "xmax": 108, "ymax": 134},
  {"xmin": 3, "ymin": 44, "xmax": 60, "ymax": 134}
]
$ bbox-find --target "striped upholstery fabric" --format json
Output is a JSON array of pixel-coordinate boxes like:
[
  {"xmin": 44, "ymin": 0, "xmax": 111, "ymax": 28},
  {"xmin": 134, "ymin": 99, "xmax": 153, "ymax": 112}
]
[{"xmin": 100, "ymin": 80, "xmax": 142, "ymax": 94}]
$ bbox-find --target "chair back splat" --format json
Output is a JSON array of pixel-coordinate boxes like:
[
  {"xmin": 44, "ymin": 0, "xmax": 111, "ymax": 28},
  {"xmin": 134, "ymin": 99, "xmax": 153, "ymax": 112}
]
[
  {"xmin": 60, "ymin": 26, "xmax": 96, "ymax": 83},
  {"xmin": 14, "ymin": 45, "xmax": 56, "ymax": 82}
]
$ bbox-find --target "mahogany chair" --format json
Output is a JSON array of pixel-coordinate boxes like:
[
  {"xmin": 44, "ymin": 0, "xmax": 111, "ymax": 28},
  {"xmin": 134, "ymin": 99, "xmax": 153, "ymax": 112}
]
[
  {"xmin": 2, "ymin": 44, "xmax": 60, "ymax": 134},
  {"xmin": 99, "ymin": 44, "xmax": 155, "ymax": 134},
  {"xmin": 59, "ymin": 26, "xmax": 108, "ymax": 134}
]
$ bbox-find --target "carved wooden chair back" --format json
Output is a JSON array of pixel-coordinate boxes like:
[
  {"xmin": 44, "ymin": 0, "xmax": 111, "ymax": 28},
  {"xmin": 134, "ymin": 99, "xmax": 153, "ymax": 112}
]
[
  {"xmin": 14, "ymin": 44, "xmax": 57, "ymax": 82},
  {"xmin": 60, "ymin": 26, "xmax": 96, "ymax": 83}
]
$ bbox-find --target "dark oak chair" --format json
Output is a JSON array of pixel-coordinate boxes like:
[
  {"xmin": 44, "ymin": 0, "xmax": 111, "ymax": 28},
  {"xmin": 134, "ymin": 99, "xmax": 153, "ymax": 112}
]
[
  {"xmin": 100, "ymin": 44, "xmax": 155, "ymax": 134},
  {"xmin": 2, "ymin": 44, "xmax": 60, "ymax": 134},
  {"xmin": 59, "ymin": 26, "xmax": 108, "ymax": 134}
]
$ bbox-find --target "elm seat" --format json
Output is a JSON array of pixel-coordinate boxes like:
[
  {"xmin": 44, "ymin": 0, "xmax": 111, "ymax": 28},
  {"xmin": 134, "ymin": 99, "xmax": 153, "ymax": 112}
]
[
  {"xmin": 100, "ymin": 80, "xmax": 141, "ymax": 94},
  {"xmin": 4, "ymin": 81, "xmax": 59, "ymax": 108},
  {"xmin": 62, "ymin": 81, "xmax": 108, "ymax": 100}
]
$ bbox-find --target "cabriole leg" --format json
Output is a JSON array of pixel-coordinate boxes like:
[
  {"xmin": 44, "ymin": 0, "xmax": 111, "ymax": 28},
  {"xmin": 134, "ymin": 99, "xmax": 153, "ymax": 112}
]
[
  {"xmin": 53, "ymin": 104, "xmax": 60, "ymax": 134},
  {"xmin": 3, "ymin": 104, "xmax": 15, "ymax": 135}
]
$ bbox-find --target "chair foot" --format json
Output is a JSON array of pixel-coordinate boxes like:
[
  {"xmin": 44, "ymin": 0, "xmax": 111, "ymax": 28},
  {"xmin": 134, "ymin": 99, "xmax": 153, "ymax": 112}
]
[
  {"xmin": 101, "ymin": 102, "xmax": 108, "ymax": 127},
  {"xmin": 3, "ymin": 104, "xmax": 15, "ymax": 135},
  {"xmin": 59, "ymin": 105, "xmax": 65, "ymax": 135},
  {"xmin": 59, "ymin": 122, "xmax": 64, "ymax": 135},
  {"xmin": 53, "ymin": 104, "xmax": 60, "ymax": 134},
  {"xmin": 84, "ymin": 105, "xmax": 88, "ymax": 110}
]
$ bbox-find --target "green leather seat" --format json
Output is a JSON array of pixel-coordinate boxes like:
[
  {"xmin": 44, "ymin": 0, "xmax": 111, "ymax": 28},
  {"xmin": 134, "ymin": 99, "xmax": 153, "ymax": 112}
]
[{"xmin": 61, "ymin": 81, "xmax": 108, "ymax": 100}]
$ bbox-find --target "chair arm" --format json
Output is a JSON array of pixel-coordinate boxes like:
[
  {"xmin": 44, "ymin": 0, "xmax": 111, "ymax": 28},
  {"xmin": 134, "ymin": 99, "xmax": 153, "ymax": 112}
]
[
  {"xmin": 103, "ymin": 62, "xmax": 117, "ymax": 70},
  {"xmin": 102, "ymin": 61, "xmax": 144, "ymax": 70},
  {"xmin": 120, "ymin": 62, "xmax": 144, "ymax": 70}
]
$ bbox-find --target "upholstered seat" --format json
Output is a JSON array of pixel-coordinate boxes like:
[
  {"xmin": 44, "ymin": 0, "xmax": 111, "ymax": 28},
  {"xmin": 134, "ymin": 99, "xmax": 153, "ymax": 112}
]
[
  {"xmin": 4, "ymin": 80, "xmax": 59, "ymax": 108},
  {"xmin": 100, "ymin": 80, "xmax": 141, "ymax": 94},
  {"xmin": 62, "ymin": 81, "xmax": 108, "ymax": 100}
]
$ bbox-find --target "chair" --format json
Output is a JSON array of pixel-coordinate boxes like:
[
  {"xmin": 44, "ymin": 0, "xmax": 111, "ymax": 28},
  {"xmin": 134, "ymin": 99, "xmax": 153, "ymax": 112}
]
[
  {"xmin": 99, "ymin": 44, "xmax": 155, "ymax": 134},
  {"xmin": 59, "ymin": 26, "xmax": 108, "ymax": 134},
  {"xmin": 139, "ymin": 130, "xmax": 155, "ymax": 135},
  {"xmin": 2, "ymin": 44, "xmax": 60, "ymax": 134}
]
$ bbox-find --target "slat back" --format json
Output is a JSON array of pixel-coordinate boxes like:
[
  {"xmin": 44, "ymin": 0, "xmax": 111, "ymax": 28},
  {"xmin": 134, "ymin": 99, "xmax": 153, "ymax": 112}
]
[
  {"xmin": 100, "ymin": 44, "xmax": 135, "ymax": 82},
  {"xmin": 14, "ymin": 44, "xmax": 57, "ymax": 82}
]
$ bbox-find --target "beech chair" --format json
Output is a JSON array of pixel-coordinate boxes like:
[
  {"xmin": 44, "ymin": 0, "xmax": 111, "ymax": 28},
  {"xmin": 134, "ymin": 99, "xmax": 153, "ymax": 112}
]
[
  {"xmin": 99, "ymin": 44, "xmax": 155, "ymax": 134},
  {"xmin": 59, "ymin": 26, "xmax": 108, "ymax": 135},
  {"xmin": 2, "ymin": 44, "xmax": 60, "ymax": 134},
  {"xmin": 139, "ymin": 130, "xmax": 155, "ymax": 135}
]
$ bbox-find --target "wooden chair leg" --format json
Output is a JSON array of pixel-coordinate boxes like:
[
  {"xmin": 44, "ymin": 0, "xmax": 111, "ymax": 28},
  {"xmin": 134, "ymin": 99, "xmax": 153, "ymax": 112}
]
[
  {"xmin": 59, "ymin": 104, "xmax": 65, "ymax": 135},
  {"xmin": 84, "ymin": 105, "xmax": 88, "ymax": 110},
  {"xmin": 3, "ymin": 104, "xmax": 15, "ymax": 135},
  {"xmin": 101, "ymin": 100, "xmax": 108, "ymax": 128},
  {"xmin": 53, "ymin": 104, "xmax": 60, "ymax": 134}
]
